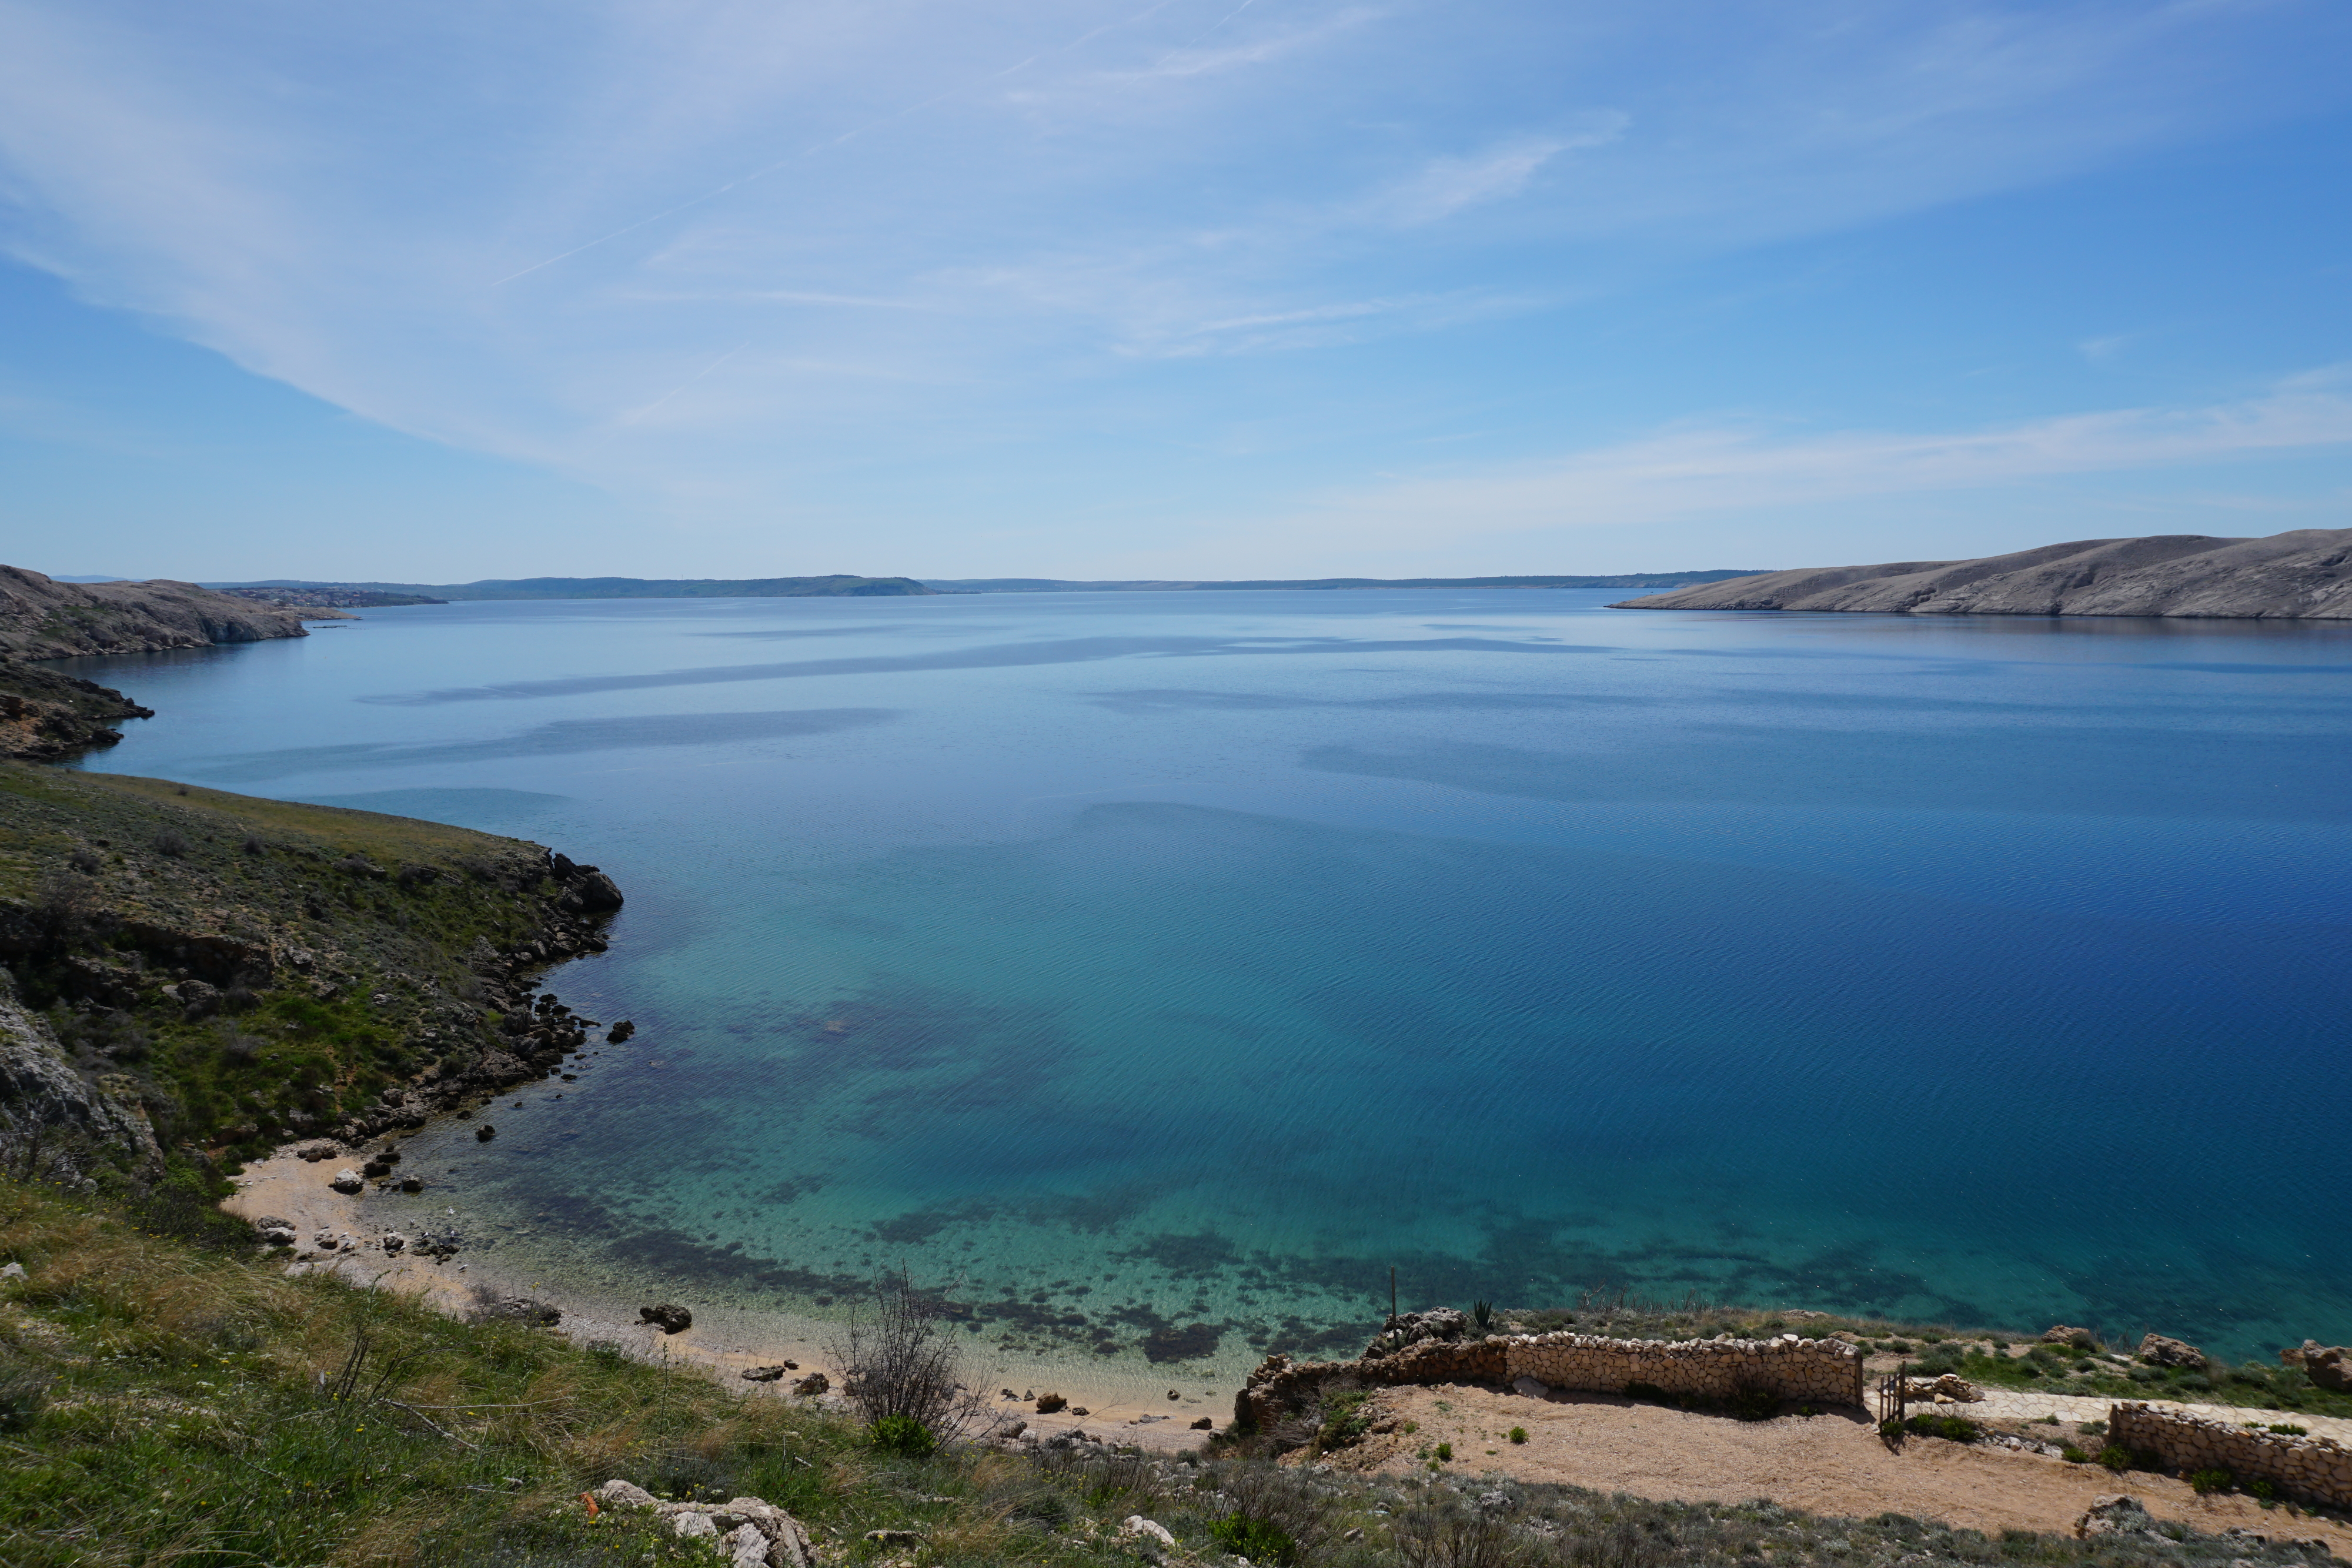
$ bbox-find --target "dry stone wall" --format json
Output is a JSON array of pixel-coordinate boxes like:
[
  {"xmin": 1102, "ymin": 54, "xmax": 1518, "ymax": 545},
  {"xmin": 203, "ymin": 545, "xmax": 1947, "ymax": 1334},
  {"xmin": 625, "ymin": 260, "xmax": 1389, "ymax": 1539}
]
[
  {"xmin": 1237, "ymin": 1330, "xmax": 1863, "ymax": 1430},
  {"xmin": 2110, "ymin": 1402, "xmax": 2352, "ymax": 1510},
  {"xmin": 1506, "ymin": 1331, "xmax": 1864, "ymax": 1407}
]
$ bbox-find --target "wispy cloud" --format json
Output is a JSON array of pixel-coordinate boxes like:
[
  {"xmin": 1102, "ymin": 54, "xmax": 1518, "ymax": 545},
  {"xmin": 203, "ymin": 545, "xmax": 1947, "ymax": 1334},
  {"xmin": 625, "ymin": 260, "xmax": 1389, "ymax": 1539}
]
[{"xmin": 1370, "ymin": 120, "xmax": 1627, "ymax": 225}]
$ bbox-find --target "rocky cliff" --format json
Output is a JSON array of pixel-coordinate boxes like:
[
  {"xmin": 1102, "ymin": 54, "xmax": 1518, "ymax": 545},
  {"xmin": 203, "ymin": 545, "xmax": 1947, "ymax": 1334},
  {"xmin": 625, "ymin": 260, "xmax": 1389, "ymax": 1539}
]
[
  {"xmin": 0, "ymin": 565, "xmax": 335, "ymax": 658},
  {"xmin": 0, "ymin": 662, "xmax": 155, "ymax": 761},
  {"xmin": 1611, "ymin": 527, "xmax": 2352, "ymax": 618},
  {"xmin": 0, "ymin": 762, "xmax": 620, "ymax": 1193}
]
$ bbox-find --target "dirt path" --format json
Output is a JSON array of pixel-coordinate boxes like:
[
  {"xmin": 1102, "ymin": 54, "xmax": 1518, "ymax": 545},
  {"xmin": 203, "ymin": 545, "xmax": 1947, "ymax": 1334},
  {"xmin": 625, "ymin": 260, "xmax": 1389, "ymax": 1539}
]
[{"xmin": 1327, "ymin": 1385, "xmax": 2350, "ymax": 1557}]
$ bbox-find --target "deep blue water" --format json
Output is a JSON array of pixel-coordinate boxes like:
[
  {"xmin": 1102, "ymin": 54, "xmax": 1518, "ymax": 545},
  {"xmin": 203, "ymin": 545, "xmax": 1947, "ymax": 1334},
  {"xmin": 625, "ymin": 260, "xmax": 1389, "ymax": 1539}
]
[{"xmin": 63, "ymin": 591, "xmax": 2352, "ymax": 1368}]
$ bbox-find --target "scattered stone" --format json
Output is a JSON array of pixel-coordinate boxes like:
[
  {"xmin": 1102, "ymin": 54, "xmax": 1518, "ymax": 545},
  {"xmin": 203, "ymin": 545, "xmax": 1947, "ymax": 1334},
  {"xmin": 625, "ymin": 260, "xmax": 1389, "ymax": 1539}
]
[
  {"xmin": 597, "ymin": 1480, "xmax": 659, "ymax": 1508},
  {"xmin": 1900, "ymin": 1373, "xmax": 1981, "ymax": 1403},
  {"xmin": 791, "ymin": 1372, "xmax": 829, "ymax": 1397},
  {"xmin": 475, "ymin": 1294, "xmax": 561, "ymax": 1327},
  {"xmin": 1071, "ymin": 1406, "xmax": 1090, "ymax": 1417},
  {"xmin": 0, "ymin": 1262, "xmax": 24, "ymax": 1283},
  {"xmin": 2138, "ymin": 1333, "xmax": 2206, "ymax": 1368},
  {"xmin": 640, "ymin": 1302, "xmax": 693, "ymax": 1334},
  {"xmin": 291, "ymin": 1139, "xmax": 342, "ymax": 1162},
  {"xmin": 2043, "ymin": 1325, "xmax": 2098, "ymax": 1348},
  {"xmin": 381, "ymin": 1233, "xmax": 406, "ymax": 1253},
  {"xmin": 1190, "ymin": 1417, "xmax": 1213, "ymax": 1430},
  {"xmin": 398, "ymin": 1175, "xmax": 423, "ymax": 1193},
  {"xmin": 361, "ymin": 1158, "xmax": 393, "ymax": 1178},
  {"xmin": 1167, "ymin": 1389, "xmax": 1181, "ymax": 1400},
  {"xmin": 475, "ymin": 1124, "xmax": 496, "ymax": 1142},
  {"xmin": 608, "ymin": 1020, "xmax": 636, "ymax": 1042},
  {"xmin": 741, "ymin": 1364, "xmax": 798, "ymax": 1383},
  {"xmin": 328, "ymin": 1168, "xmax": 365, "ymax": 1194},
  {"xmin": 250, "ymin": 1215, "xmax": 298, "ymax": 1248},
  {"xmin": 1478, "ymin": 1490, "xmax": 1516, "ymax": 1512},
  {"xmin": 1035, "ymin": 1392, "xmax": 1068, "ymax": 1413}
]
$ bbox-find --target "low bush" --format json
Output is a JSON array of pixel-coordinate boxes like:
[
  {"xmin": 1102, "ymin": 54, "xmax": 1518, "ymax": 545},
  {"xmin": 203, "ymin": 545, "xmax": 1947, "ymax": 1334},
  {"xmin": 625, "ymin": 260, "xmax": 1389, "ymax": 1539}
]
[
  {"xmin": 1900, "ymin": 1413, "xmax": 1979, "ymax": 1443},
  {"xmin": 1433, "ymin": 1441, "xmax": 1454, "ymax": 1462},
  {"xmin": 868, "ymin": 1414, "xmax": 936, "ymax": 1457},
  {"xmin": 1209, "ymin": 1513, "xmax": 1298, "ymax": 1565},
  {"xmin": 2098, "ymin": 1445, "xmax": 2137, "ymax": 1472},
  {"xmin": 2060, "ymin": 1445, "xmax": 2090, "ymax": 1463},
  {"xmin": 1728, "ymin": 1386, "xmax": 1781, "ymax": 1422},
  {"xmin": 1508, "ymin": 1426, "xmax": 1528, "ymax": 1444},
  {"xmin": 2187, "ymin": 1469, "xmax": 2232, "ymax": 1495}
]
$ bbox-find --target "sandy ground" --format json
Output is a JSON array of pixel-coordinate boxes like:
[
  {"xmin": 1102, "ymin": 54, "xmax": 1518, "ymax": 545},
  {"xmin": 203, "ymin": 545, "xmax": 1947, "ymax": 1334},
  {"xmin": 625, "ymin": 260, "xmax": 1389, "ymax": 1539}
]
[
  {"xmin": 1325, "ymin": 1385, "xmax": 2349, "ymax": 1557},
  {"xmin": 224, "ymin": 1146, "xmax": 1225, "ymax": 1452}
]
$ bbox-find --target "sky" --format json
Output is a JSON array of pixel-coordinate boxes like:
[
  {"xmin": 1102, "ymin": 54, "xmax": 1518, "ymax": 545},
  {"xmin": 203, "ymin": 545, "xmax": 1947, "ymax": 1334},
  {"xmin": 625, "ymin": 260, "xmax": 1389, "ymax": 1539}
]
[{"xmin": 2, "ymin": 0, "xmax": 2349, "ymax": 582}]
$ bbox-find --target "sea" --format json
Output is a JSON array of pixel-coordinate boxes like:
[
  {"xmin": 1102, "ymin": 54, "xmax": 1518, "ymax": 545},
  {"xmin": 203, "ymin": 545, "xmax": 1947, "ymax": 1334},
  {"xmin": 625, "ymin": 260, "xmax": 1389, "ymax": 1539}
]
[{"xmin": 59, "ymin": 589, "xmax": 2352, "ymax": 1376}]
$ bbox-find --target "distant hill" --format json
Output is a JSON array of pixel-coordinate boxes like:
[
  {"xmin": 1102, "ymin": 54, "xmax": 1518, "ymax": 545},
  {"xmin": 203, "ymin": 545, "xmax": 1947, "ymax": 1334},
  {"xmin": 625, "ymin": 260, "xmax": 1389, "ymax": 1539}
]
[
  {"xmin": 1611, "ymin": 528, "xmax": 2352, "ymax": 619},
  {"xmin": 207, "ymin": 574, "xmax": 935, "ymax": 600},
  {"xmin": 921, "ymin": 571, "xmax": 1768, "ymax": 593}
]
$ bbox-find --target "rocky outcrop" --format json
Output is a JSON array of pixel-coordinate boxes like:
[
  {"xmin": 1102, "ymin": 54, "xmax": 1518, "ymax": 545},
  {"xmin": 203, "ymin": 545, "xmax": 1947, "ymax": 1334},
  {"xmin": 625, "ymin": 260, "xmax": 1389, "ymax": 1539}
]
[
  {"xmin": 2136, "ymin": 1333, "xmax": 2206, "ymax": 1369},
  {"xmin": 0, "ymin": 663, "xmax": 154, "ymax": 761},
  {"xmin": 0, "ymin": 968, "xmax": 163, "ymax": 1191},
  {"xmin": 2283, "ymin": 1341, "xmax": 2351, "ymax": 1392},
  {"xmin": 1611, "ymin": 527, "xmax": 2352, "ymax": 619},
  {"xmin": 592, "ymin": 1478, "xmax": 813, "ymax": 1568},
  {"xmin": 0, "ymin": 566, "xmax": 336, "ymax": 660}
]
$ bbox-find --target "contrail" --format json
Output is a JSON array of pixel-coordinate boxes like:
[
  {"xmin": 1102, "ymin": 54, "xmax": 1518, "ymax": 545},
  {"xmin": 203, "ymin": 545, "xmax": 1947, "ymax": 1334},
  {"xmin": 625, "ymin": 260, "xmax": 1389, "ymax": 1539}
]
[
  {"xmin": 490, "ymin": 0, "xmax": 1198, "ymax": 288},
  {"xmin": 618, "ymin": 338, "xmax": 753, "ymax": 423}
]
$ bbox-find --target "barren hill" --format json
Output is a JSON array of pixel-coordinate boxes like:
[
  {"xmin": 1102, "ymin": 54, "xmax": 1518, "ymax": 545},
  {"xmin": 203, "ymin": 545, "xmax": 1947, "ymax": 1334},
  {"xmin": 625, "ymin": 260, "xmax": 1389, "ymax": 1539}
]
[{"xmin": 1611, "ymin": 528, "xmax": 2352, "ymax": 619}]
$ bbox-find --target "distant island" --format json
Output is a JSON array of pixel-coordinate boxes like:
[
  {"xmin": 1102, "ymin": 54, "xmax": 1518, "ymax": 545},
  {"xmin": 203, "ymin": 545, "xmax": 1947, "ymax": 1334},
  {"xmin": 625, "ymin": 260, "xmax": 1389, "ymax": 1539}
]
[
  {"xmin": 207, "ymin": 574, "xmax": 934, "ymax": 600},
  {"xmin": 218, "ymin": 585, "xmax": 447, "ymax": 609},
  {"xmin": 1612, "ymin": 528, "xmax": 2352, "ymax": 619},
  {"xmin": 923, "ymin": 571, "xmax": 1769, "ymax": 593}
]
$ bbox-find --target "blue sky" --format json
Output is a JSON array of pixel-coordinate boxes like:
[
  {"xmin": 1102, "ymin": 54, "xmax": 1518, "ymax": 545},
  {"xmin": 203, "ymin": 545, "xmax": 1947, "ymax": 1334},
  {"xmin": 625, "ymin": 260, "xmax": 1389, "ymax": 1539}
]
[{"xmin": 2, "ymin": 0, "xmax": 2348, "ymax": 581}]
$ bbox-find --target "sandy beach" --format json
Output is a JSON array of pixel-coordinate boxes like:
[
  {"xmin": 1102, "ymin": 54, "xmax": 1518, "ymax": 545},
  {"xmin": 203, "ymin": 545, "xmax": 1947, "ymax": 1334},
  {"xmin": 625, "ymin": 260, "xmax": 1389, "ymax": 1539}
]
[{"xmin": 225, "ymin": 1144, "xmax": 1232, "ymax": 1452}]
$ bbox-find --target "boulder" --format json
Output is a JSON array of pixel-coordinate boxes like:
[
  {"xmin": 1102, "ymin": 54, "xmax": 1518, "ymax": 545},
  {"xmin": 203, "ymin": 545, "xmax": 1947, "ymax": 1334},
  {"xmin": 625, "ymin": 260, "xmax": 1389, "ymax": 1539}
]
[
  {"xmin": 290, "ymin": 1139, "xmax": 342, "ymax": 1162},
  {"xmin": 398, "ymin": 1175, "xmax": 423, "ymax": 1193},
  {"xmin": 791, "ymin": 1372, "xmax": 829, "ymax": 1396},
  {"xmin": 1190, "ymin": 1416, "xmax": 1213, "ymax": 1430},
  {"xmin": 2287, "ymin": 1341, "xmax": 2351, "ymax": 1392},
  {"xmin": 1119, "ymin": 1516, "xmax": 1177, "ymax": 1554},
  {"xmin": 2137, "ymin": 1333, "xmax": 2206, "ymax": 1369},
  {"xmin": 608, "ymin": 1020, "xmax": 636, "ymax": 1044},
  {"xmin": 672, "ymin": 1512, "xmax": 718, "ymax": 1539},
  {"xmin": 1900, "ymin": 1373, "xmax": 1982, "ymax": 1403},
  {"xmin": 741, "ymin": 1363, "xmax": 798, "ymax": 1383},
  {"xmin": 475, "ymin": 1124, "xmax": 496, "ymax": 1142},
  {"xmin": 640, "ymin": 1303, "xmax": 693, "ymax": 1334},
  {"xmin": 328, "ymin": 1168, "xmax": 365, "ymax": 1195},
  {"xmin": 597, "ymin": 1480, "xmax": 659, "ymax": 1509},
  {"xmin": 1035, "ymin": 1392, "xmax": 1068, "ymax": 1413},
  {"xmin": 2074, "ymin": 1495, "xmax": 2156, "ymax": 1539},
  {"xmin": 1366, "ymin": 1306, "xmax": 1469, "ymax": 1357},
  {"xmin": 250, "ymin": 1215, "xmax": 298, "ymax": 1248},
  {"xmin": 2042, "ymin": 1325, "xmax": 2098, "ymax": 1349}
]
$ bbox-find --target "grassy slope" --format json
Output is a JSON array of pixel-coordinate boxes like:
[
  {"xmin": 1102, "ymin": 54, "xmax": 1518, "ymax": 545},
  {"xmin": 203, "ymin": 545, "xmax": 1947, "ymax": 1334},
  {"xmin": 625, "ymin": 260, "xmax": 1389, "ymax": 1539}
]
[
  {"xmin": 0, "ymin": 762, "xmax": 595, "ymax": 1181},
  {"xmin": 1, "ymin": 1179, "xmax": 2334, "ymax": 1568}
]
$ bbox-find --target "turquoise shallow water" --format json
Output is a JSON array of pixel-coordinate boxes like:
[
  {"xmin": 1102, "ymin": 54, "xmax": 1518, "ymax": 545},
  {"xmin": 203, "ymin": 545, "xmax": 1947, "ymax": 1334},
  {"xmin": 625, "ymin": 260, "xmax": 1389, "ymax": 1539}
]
[{"xmin": 62, "ymin": 591, "xmax": 2352, "ymax": 1366}]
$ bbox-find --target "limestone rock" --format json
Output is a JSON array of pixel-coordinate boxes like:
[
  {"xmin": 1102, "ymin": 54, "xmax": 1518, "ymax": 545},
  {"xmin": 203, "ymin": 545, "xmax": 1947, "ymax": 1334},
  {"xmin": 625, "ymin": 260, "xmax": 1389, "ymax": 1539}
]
[
  {"xmin": 1035, "ymin": 1392, "xmax": 1068, "ymax": 1413},
  {"xmin": 0, "ymin": 1262, "xmax": 25, "ymax": 1282},
  {"xmin": 597, "ymin": 1480, "xmax": 659, "ymax": 1509},
  {"xmin": 2138, "ymin": 1333, "xmax": 2206, "ymax": 1368},
  {"xmin": 1900, "ymin": 1373, "xmax": 1981, "ymax": 1403},
  {"xmin": 672, "ymin": 1512, "xmax": 718, "ymax": 1539},
  {"xmin": 2042, "ymin": 1326, "xmax": 2098, "ymax": 1349},
  {"xmin": 250, "ymin": 1215, "xmax": 298, "ymax": 1248},
  {"xmin": 1190, "ymin": 1416, "xmax": 1213, "ymax": 1429},
  {"xmin": 741, "ymin": 1363, "xmax": 799, "ymax": 1382},
  {"xmin": 1365, "ymin": 1306, "xmax": 1469, "ymax": 1358},
  {"xmin": 724, "ymin": 1523, "xmax": 770, "ymax": 1568},
  {"xmin": 329, "ymin": 1169, "xmax": 365, "ymax": 1194},
  {"xmin": 639, "ymin": 1302, "xmax": 693, "ymax": 1334},
  {"xmin": 2074, "ymin": 1495, "xmax": 2156, "ymax": 1539},
  {"xmin": 791, "ymin": 1372, "xmax": 829, "ymax": 1396},
  {"xmin": 2287, "ymin": 1342, "xmax": 2351, "ymax": 1392},
  {"xmin": 1119, "ymin": 1516, "xmax": 1177, "ymax": 1552}
]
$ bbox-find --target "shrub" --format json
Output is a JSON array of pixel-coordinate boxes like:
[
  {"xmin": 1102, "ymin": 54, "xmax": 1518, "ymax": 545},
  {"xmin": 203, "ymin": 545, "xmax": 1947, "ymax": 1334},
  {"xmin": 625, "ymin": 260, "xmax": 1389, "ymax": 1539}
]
[
  {"xmin": 1471, "ymin": 1299, "xmax": 1494, "ymax": 1335},
  {"xmin": 2187, "ymin": 1468, "xmax": 2231, "ymax": 1495},
  {"xmin": 1210, "ymin": 1514, "xmax": 1297, "ymax": 1566},
  {"xmin": 1508, "ymin": 1426, "xmax": 1528, "ymax": 1445},
  {"xmin": 2060, "ymin": 1445, "xmax": 2090, "ymax": 1464},
  {"xmin": 1394, "ymin": 1507, "xmax": 1517, "ymax": 1568},
  {"xmin": 868, "ymin": 1415, "xmax": 936, "ymax": 1458},
  {"xmin": 1433, "ymin": 1442, "xmax": 1453, "ymax": 1462},
  {"xmin": 2249, "ymin": 1479, "xmax": 2277, "ymax": 1503},
  {"xmin": 152, "ymin": 830, "xmax": 191, "ymax": 858},
  {"xmin": 1901, "ymin": 1414, "xmax": 1979, "ymax": 1443},
  {"xmin": 2097, "ymin": 1445, "xmax": 2135, "ymax": 1472},
  {"xmin": 829, "ymin": 1276, "xmax": 985, "ymax": 1439},
  {"xmin": 1728, "ymin": 1386, "xmax": 1781, "ymax": 1422},
  {"xmin": 2267, "ymin": 1423, "xmax": 2308, "ymax": 1435},
  {"xmin": 1312, "ymin": 1389, "xmax": 1372, "ymax": 1453}
]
